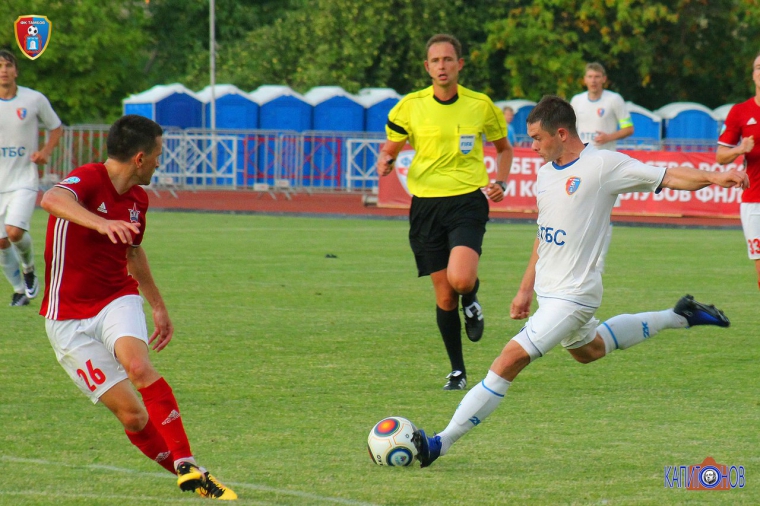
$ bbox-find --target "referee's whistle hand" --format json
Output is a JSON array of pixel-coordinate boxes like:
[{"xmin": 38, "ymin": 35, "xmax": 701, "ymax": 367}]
[
  {"xmin": 486, "ymin": 182, "xmax": 505, "ymax": 202},
  {"xmin": 377, "ymin": 154, "xmax": 395, "ymax": 176}
]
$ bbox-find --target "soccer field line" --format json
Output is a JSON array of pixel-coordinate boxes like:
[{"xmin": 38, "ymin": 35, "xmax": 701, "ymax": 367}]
[{"xmin": 3, "ymin": 456, "xmax": 380, "ymax": 506}]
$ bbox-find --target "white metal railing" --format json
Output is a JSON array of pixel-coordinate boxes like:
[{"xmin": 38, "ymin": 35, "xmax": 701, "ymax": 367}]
[{"xmin": 46, "ymin": 126, "xmax": 383, "ymax": 193}]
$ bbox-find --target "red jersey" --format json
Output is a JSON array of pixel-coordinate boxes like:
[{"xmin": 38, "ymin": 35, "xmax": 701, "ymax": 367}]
[
  {"xmin": 718, "ymin": 97, "xmax": 760, "ymax": 202},
  {"xmin": 40, "ymin": 163, "xmax": 149, "ymax": 320}
]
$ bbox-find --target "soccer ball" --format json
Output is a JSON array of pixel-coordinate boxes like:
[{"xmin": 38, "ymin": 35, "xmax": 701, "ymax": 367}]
[
  {"xmin": 367, "ymin": 416, "xmax": 418, "ymax": 466},
  {"xmin": 27, "ymin": 26, "xmax": 38, "ymax": 36}
]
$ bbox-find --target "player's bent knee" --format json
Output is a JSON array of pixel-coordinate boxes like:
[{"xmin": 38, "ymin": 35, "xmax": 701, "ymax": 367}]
[
  {"xmin": 117, "ymin": 408, "xmax": 149, "ymax": 432},
  {"xmin": 120, "ymin": 358, "xmax": 158, "ymax": 388}
]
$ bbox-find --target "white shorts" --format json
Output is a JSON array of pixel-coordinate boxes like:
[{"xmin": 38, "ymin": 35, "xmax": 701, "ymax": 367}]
[
  {"xmin": 0, "ymin": 188, "xmax": 38, "ymax": 237},
  {"xmin": 740, "ymin": 203, "xmax": 760, "ymax": 260},
  {"xmin": 45, "ymin": 295, "xmax": 149, "ymax": 403},
  {"xmin": 512, "ymin": 296, "xmax": 600, "ymax": 361}
]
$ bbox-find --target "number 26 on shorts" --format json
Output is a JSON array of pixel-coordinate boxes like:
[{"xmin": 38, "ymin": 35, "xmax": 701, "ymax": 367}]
[{"xmin": 76, "ymin": 359, "xmax": 106, "ymax": 392}]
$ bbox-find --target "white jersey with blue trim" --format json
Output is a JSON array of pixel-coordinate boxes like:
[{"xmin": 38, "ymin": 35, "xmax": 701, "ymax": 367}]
[
  {"xmin": 0, "ymin": 86, "xmax": 61, "ymax": 192},
  {"xmin": 570, "ymin": 90, "xmax": 630, "ymax": 151},
  {"xmin": 533, "ymin": 145, "xmax": 665, "ymax": 307}
]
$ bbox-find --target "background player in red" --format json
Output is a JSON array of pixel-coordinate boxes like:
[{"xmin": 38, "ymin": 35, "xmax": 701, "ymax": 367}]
[
  {"xmin": 717, "ymin": 51, "xmax": 760, "ymax": 290},
  {"xmin": 39, "ymin": 115, "xmax": 237, "ymax": 500}
]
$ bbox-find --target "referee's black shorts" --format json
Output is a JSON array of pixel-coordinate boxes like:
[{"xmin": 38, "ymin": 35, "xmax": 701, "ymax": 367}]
[{"xmin": 409, "ymin": 189, "xmax": 489, "ymax": 277}]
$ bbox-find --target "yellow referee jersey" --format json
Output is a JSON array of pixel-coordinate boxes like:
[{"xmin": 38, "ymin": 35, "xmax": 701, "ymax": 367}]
[{"xmin": 386, "ymin": 84, "xmax": 506, "ymax": 198}]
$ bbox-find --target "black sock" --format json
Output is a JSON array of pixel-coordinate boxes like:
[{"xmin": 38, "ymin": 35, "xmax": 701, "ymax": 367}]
[
  {"xmin": 461, "ymin": 278, "xmax": 479, "ymax": 307},
  {"xmin": 436, "ymin": 306, "xmax": 465, "ymax": 375}
]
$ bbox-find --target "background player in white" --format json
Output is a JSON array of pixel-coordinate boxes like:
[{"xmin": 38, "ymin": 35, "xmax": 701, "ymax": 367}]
[
  {"xmin": 0, "ymin": 48, "xmax": 62, "ymax": 306},
  {"xmin": 39, "ymin": 115, "xmax": 236, "ymax": 500},
  {"xmin": 716, "ymin": 51, "xmax": 760, "ymax": 290},
  {"xmin": 571, "ymin": 62, "xmax": 634, "ymax": 273},
  {"xmin": 412, "ymin": 95, "xmax": 747, "ymax": 468}
]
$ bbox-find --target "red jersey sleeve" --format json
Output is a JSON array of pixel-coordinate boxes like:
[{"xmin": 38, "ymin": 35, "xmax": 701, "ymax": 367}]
[{"xmin": 718, "ymin": 105, "xmax": 742, "ymax": 147}]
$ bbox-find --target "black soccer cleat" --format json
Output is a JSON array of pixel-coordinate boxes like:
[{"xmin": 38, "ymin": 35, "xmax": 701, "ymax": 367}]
[
  {"xmin": 673, "ymin": 295, "xmax": 730, "ymax": 328},
  {"xmin": 10, "ymin": 292, "xmax": 29, "ymax": 307},
  {"xmin": 462, "ymin": 297, "xmax": 484, "ymax": 342},
  {"xmin": 23, "ymin": 270, "xmax": 39, "ymax": 299},
  {"xmin": 442, "ymin": 370, "xmax": 467, "ymax": 390}
]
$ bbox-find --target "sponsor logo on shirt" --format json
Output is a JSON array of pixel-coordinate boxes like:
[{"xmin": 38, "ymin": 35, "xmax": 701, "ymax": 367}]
[
  {"xmin": 16, "ymin": 108, "xmax": 27, "ymax": 120},
  {"xmin": 97, "ymin": 202, "xmax": 107, "ymax": 214},
  {"xmin": 0, "ymin": 147, "xmax": 26, "ymax": 157},
  {"xmin": 566, "ymin": 176, "xmax": 581, "ymax": 195},
  {"xmin": 60, "ymin": 176, "xmax": 80, "ymax": 184},
  {"xmin": 747, "ymin": 117, "xmax": 757, "ymax": 126}
]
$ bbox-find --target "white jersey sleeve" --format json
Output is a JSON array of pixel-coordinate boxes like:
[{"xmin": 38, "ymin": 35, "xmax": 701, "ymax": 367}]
[{"xmin": 0, "ymin": 86, "xmax": 61, "ymax": 192}]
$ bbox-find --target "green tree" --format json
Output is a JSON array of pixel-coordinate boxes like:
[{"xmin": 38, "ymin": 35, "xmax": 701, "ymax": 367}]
[
  {"xmin": 0, "ymin": 0, "xmax": 152, "ymax": 124},
  {"xmin": 147, "ymin": 0, "xmax": 305, "ymax": 90},
  {"xmin": 214, "ymin": 0, "xmax": 502, "ymax": 95}
]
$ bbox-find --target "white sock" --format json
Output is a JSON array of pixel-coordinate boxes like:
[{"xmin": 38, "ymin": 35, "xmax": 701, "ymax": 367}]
[
  {"xmin": 0, "ymin": 246, "xmax": 24, "ymax": 293},
  {"xmin": 173, "ymin": 456, "xmax": 198, "ymax": 470},
  {"xmin": 11, "ymin": 231, "xmax": 34, "ymax": 273},
  {"xmin": 598, "ymin": 310, "xmax": 687, "ymax": 354},
  {"xmin": 438, "ymin": 370, "xmax": 510, "ymax": 455}
]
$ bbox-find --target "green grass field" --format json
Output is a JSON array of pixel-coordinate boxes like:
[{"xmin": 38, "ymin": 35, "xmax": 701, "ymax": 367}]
[{"xmin": 1, "ymin": 210, "xmax": 757, "ymax": 505}]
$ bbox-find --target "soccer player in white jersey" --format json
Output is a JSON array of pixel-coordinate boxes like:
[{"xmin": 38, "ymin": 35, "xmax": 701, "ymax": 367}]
[
  {"xmin": 571, "ymin": 62, "xmax": 634, "ymax": 273},
  {"xmin": 412, "ymin": 95, "xmax": 748, "ymax": 468},
  {"xmin": 0, "ymin": 49, "xmax": 62, "ymax": 306}
]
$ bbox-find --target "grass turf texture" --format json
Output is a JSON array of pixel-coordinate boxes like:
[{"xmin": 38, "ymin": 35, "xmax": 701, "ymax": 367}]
[{"xmin": 1, "ymin": 210, "xmax": 757, "ymax": 505}]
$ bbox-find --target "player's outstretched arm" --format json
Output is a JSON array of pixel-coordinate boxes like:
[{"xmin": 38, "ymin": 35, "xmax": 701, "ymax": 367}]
[
  {"xmin": 127, "ymin": 246, "xmax": 174, "ymax": 352},
  {"xmin": 661, "ymin": 167, "xmax": 749, "ymax": 192},
  {"xmin": 511, "ymin": 238, "xmax": 539, "ymax": 320},
  {"xmin": 40, "ymin": 187, "xmax": 141, "ymax": 244}
]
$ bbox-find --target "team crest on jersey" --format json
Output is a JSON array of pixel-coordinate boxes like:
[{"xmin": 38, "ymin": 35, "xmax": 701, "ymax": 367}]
[
  {"xmin": 16, "ymin": 108, "xmax": 27, "ymax": 120},
  {"xmin": 596, "ymin": 108, "xmax": 605, "ymax": 117},
  {"xmin": 566, "ymin": 176, "xmax": 581, "ymax": 195},
  {"xmin": 459, "ymin": 134, "xmax": 475, "ymax": 155},
  {"xmin": 129, "ymin": 203, "xmax": 140, "ymax": 223},
  {"xmin": 59, "ymin": 176, "xmax": 80, "ymax": 184}
]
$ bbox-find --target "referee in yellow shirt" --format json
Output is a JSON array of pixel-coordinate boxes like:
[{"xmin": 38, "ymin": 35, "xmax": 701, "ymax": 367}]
[{"xmin": 377, "ymin": 34, "xmax": 513, "ymax": 390}]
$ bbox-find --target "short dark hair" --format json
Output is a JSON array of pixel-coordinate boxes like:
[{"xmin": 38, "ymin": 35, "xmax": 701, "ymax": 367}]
[
  {"xmin": 0, "ymin": 49, "xmax": 17, "ymax": 68},
  {"xmin": 425, "ymin": 34, "xmax": 462, "ymax": 60},
  {"xmin": 107, "ymin": 115, "xmax": 163, "ymax": 162},
  {"xmin": 526, "ymin": 95, "xmax": 578, "ymax": 136}
]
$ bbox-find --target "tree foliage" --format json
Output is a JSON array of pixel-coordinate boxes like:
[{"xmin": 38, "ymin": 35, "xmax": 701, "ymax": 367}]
[
  {"xmin": 2, "ymin": 0, "xmax": 760, "ymax": 123},
  {"xmin": 0, "ymin": 0, "xmax": 152, "ymax": 124}
]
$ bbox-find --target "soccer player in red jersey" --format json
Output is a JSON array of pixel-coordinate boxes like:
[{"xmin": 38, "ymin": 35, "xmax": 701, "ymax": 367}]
[
  {"xmin": 717, "ymin": 52, "xmax": 760, "ymax": 290},
  {"xmin": 39, "ymin": 115, "xmax": 237, "ymax": 500}
]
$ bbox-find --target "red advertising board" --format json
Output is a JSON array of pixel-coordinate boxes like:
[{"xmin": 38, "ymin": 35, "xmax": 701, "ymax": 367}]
[{"xmin": 378, "ymin": 147, "xmax": 744, "ymax": 218}]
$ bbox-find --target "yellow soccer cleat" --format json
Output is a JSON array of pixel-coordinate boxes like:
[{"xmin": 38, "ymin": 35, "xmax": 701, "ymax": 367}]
[{"xmin": 196, "ymin": 471, "xmax": 238, "ymax": 501}]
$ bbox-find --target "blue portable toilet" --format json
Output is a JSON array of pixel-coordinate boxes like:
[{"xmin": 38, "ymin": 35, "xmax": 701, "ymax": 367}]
[
  {"xmin": 714, "ymin": 104, "xmax": 735, "ymax": 137},
  {"xmin": 495, "ymin": 99, "xmax": 536, "ymax": 137},
  {"xmin": 655, "ymin": 102, "xmax": 720, "ymax": 140},
  {"xmin": 197, "ymin": 84, "xmax": 259, "ymax": 130},
  {"xmin": 122, "ymin": 83, "xmax": 203, "ymax": 129},
  {"xmin": 250, "ymin": 85, "xmax": 312, "ymax": 132},
  {"xmin": 247, "ymin": 85, "xmax": 310, "ymax": 188},
  {"xmin": 358, "ymin": 87, "xmax": 401, "ymax": 132},
  {"xmin": 625, "ymin": 102, "xmax": 662, "ymax": 149},
  {"xmin": 305, "ymin": 86, "xmax": 365, "ymax": 132}
]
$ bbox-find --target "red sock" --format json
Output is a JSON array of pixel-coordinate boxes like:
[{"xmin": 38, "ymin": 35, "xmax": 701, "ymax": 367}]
[
  {"xmin": 125, "ymin": 420, "xmax": 176, "ymax": 474},
  {"xmin": 139, "ymin": 377, "xmax": 193, "ymax": 461}
]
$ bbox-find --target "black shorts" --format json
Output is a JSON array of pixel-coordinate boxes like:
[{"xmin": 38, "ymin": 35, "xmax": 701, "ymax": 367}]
[{"xmin": 409, "ymin": 189, "xmax": 489, "ymax": 277}]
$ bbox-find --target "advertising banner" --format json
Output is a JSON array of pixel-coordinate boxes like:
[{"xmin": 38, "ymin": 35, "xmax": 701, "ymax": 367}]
[{"xmin": 378, "ymin": 147, "xmax": 743, "ymax": 218}]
